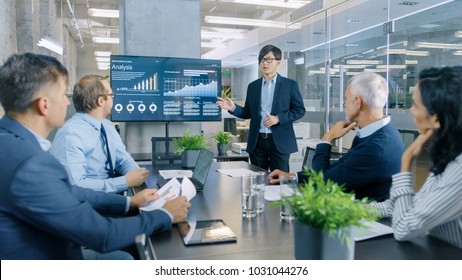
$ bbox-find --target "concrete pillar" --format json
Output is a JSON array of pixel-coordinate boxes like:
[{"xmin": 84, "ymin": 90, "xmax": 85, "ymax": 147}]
[
  {"xmin": 16, "ymin": 0, "xmax": 40, "ymax": 54},
  {"xmin": 118, "ymin": 0, "xmax": 202, "ymax": 154},
  {"xmin": 120, "ymin": 0, "xmax": 200, "ymax": 58},
  {"xmin": 0, "ymin": 0, "xmax": 18, "ymax": 62}
]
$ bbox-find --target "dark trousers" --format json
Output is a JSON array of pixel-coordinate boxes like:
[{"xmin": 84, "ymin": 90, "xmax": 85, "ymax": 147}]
[{"xmin": 249, "ymin": 134, "xmax": 290, "ymax": 172}]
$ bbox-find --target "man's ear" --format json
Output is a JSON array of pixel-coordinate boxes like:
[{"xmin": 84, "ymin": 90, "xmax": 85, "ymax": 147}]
[
  {"xmin": 96, "ymin": 96, "xmax": 105, "ymax": 107},
  {"xmin": 355, "ymin": 95, "xmax": 363, "ymax": 110},
  {"xmin": 35, "ymin": 97, "xmax": 48, "ymax": 116}
]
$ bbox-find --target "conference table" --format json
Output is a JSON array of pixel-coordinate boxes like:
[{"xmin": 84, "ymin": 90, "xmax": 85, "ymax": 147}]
[{"xmin": 138, "ymin": 161, "xmax": 462, "ymax": 260}]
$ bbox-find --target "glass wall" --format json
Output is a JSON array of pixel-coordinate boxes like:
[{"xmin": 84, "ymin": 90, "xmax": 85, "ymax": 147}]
[{"xmin": 283, "ymin": 0, "xmax": 462, "ymax": 134}]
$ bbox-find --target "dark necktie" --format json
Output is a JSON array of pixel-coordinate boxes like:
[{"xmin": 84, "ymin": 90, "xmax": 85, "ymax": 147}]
[{"xmin": 100, "ymin": 124, "xmax": 115, "ymax": 178}]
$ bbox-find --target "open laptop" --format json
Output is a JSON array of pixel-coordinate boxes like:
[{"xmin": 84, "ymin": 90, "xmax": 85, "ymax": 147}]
[{"xmin": 157, "ymin": 149, "xmax": 214, "ymax": 191}]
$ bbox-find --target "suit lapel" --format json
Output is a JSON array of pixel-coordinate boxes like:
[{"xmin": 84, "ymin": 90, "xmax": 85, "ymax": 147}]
[{"xmin": 270, "ymin": 74, "xmax": 283, "ymax": 114}]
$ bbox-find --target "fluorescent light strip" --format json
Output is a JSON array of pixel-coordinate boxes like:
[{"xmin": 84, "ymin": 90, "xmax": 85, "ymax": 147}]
[
  {"xmin": 346, "ymin": 60, "xmax": 381, "ymax": 65},
  {"xmin": 333, "ymin": 64, "xmax": 365, "ymax": 69},
  {"xmin": 92, "ymin": 37, "xmax": 119, "ymax": 44},
  {"xmin": 456, "ymin": 31, "xmax": 462, "ymax": 38},
  {"xmin": 94, "ymin": 51, "xmax": 112, "ymax": 57},
  {"xmin": 204, "ymin": 16, "xmax": 301, "ymax": 29},
  {"xmin": 454, "ymin": 50, "xmax": 462, "ymax": 56},
  {"xmin": 226, "ymin": 0, "xmax": 310, "ymax": 9},
  {"xmin": 386, "ymin": 49, "xmax": 430, "ymax": 56},
  {"xmin": 201, "ymin": 31, "xmax": 247, "ymax": 40},
  {"xmin": 415, "ymin": 41, "xmax": 462, "ymax": 50},
  {"xmin": 405, "ymin": 59, "xmax": 418, "ymax": 65},
  {"xmin": 377, "ymin": 65, "xmax": 406, "ymax": 69},
  {"xmin": 95, "ymin": 57, "xmax": 110, "ymax": 63},
  {"xmin": 37, "ymin": 38, "xmax": 63, "ymax": 55},
  {"xmin": 88, "ymin": 8, "xmax": 119, "ymax": 18}
]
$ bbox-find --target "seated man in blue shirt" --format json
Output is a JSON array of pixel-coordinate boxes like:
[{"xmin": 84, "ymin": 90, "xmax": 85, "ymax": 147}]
[
  {"xmin": 269, "ymin": 72, "xmax": 404, "ymax": 202},
  {"xmin": 51, "ymin": 75, "xmax": 148, "ymax": 193}
]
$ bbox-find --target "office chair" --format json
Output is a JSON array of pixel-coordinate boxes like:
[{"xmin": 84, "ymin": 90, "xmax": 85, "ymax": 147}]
[
  {"xmin": 135, "ymin": 233, "xmax": 156, "ymax": 260},
  {"xmin": 302, "ymin": 147, "xmax": 317, "ymax": 169},
  {"xmin": 302, "ymin": 146, "xmax": 344, "ymax": 170}
]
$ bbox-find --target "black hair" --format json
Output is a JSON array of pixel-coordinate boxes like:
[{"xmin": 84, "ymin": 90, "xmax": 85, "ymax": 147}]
[
  {"xmin": 418, "ymin": 67, "xmax": 462, "ymax": 175},
  {"xmin": 258, "ymin": 45, "xmax": 282, "ymax": 62},
  {"xmin": 0, "ymin": 53, "xmax": 68, "ymax": 113}
]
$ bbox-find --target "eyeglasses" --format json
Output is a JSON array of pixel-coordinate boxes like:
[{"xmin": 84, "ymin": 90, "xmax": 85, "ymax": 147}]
[
  {"xmin": 107, "ymin": 93, "xmax": 116, "ymax": 98},
  {"xmin": 259, "ymin": 57, "xmax": 278, "ymax": 64}
]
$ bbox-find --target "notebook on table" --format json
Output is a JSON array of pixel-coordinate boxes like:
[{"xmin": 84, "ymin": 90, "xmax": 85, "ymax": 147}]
[{"xmin": 157, "ymin": 148, "xmax": 214, "ymax": 191}]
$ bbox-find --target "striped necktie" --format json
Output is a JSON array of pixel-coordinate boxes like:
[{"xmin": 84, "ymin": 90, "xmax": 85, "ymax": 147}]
[{"xmin": 100, "ymin": 124, "xmax": 115, "ymax": 178}]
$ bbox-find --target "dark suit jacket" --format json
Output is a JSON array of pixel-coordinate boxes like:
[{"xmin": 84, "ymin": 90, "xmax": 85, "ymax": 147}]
[
  {"xmin": 0, "ymin": 116, "xmax": 171, "ymax": 259},
  {"xmin": 298, "ymin": 123, "xmax": 404, "ymax": 202},
  {"xmin": 230, "ymin": 74, "xmax": 305, "ymax": 154}
]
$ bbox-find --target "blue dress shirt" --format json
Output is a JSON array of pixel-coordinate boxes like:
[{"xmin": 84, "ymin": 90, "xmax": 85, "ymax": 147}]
[
  {"xmin": 259, "ymin": 75, "xmax": 277, "ymax": 134},
  {"xmin": 51, "ymin": 113, "xmax": 139, "ymax": 193}
]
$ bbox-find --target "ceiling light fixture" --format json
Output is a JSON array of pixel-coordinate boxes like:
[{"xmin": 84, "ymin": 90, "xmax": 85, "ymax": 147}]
[
  {"xmin": 94, "ymin": 51, "xmax": 112, "ymax": 57},
  {"xmin": 398, "ymin": 2, "xmax": 419, "ymax": 6},
  {"xmin": 92, "ymin": 37, "xmax": 119, "ymax": 44},
  {"xmin": 415, "ymin": 41, "xmax": 462, "ymax": 50},
  {"xmin": 88, "ymin": 8, "xmax": 119, "ymax": 18},
  {"xmin": 377, "ymin": 65, "xmax": 407, "ymax": 69},
  {"xmin": 456, "ymin": 31, "xmax": 462, "ymax": 38},
  {"xmin": 386, "ymin": 49, "xmax": 430, "ymax": 56},
  {"xmin": 37, "ymin": 38, "xmax": 63, "ymax": 55},
  {"xmin": 346, "ymin": 60, "xmax": 381, "ymax": 65},
  {"xmin": 201, "ymin": 31, "xmax": 247, "ymax": 40},
  {"xmin": 95, "ymin": 57, "xmax": 110, "ymax": 63},
  {"xmin": 454, "ymin": 50, "xmax": 462, "ymax": 56},
  {"xmin": 225, "ymin": 0, "xmax": 311, "ymax": 9},
  {"xmin": 405, "ymin": 59, "xmax": 418, "ymax": 64},
  {"xmin": 204, "ymin": 16, "xmax": 301, "ymax": 29}
]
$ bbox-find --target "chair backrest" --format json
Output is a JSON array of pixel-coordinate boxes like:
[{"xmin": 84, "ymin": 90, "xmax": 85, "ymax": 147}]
[
  {"xmin": 135, "ymin": 233, "xmax": 156, "ymax": 260},
  {"xmin": 302, "ymin": 146, "xmax": 344, "ymax": 169},
  {"xmin": 302, "ymin": 147, "xmax": 317, "ymax": 169}
]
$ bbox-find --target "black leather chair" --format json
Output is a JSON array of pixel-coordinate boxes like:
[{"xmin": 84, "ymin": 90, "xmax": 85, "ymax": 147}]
[{"xmin": 135, "ymin": 233, "xmax": 155, "ymax": 260}]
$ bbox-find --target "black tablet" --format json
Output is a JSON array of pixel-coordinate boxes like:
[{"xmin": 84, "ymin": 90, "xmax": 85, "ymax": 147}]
[{"xmin": 177, "ymin": 219, "xmax": 237, "ymax": 246}]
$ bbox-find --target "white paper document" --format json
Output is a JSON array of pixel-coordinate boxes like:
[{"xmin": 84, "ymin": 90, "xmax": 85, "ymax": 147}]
[
  {"xmin": 264, "ymin": 185, "xmax": 294, "ymax": 201},
  {"xmin": 159, "ymin": 169, "xmax": 193, "ymax": 179},
  {"xmin": 216, "ymin": 168, "xmax": 257, "ymax": 178},
  {"xmin": 352, "ymin": 221, "xmax": 394, "ymax": 241},
  {"xmin": 139, "ymin": 177, "xmax": 196, "ymax": 211}
]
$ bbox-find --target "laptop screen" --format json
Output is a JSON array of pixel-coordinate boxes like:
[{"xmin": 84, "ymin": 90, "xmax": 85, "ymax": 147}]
[{"xmin": 192, "ymin": 149, "xmax": 214, "ymax": 186}]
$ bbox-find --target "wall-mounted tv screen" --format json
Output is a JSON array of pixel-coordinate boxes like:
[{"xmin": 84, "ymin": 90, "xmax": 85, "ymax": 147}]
[{"xmin": 110, "ymin": 55, "xmax": 222, "ymax": 122}]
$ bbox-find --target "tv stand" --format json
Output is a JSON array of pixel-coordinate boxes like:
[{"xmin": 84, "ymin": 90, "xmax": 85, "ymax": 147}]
[{"xmin": 151, "ymin": 122, "xmax": 181, "ymax": 167}]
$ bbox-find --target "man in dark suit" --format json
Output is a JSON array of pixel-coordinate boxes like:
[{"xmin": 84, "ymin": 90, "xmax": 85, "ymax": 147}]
[
  {"xmin": 0, "ymin": 53, "xmax": 190, "ymax": 259},
  {"xmin": 218, "ymin": 45, "xmax": 305, "ymax": 171}
]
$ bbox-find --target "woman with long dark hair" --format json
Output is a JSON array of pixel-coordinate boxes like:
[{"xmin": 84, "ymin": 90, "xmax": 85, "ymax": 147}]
[{"xmin": 371, "ymin": 66, "xmax": 462, "ymax": 249}]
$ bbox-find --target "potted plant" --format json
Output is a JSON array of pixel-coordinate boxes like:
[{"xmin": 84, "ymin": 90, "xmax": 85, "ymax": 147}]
[
  {"xmin": 211, "ymin": 131, "xmax": 235, "ymax": 155},
  {"xmin": 275, "ymin": 169, "xmax": 378, "ymax": 260},
  {"xmin": 173, "ymin": 129, "xmax": 208, "ymax": 168}
]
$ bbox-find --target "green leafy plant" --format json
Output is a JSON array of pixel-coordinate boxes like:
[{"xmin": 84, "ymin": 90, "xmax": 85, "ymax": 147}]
[
  {"xmin": 210, "ymin": 131, "xmax": 235, "ymax": 145},
  {"xmin": 172, "ymin": 129, "xmax": 208, "ymax": 154},
  {"xmin": 273, "ymin": 168, "xmax": 378, "ymax": 244}
]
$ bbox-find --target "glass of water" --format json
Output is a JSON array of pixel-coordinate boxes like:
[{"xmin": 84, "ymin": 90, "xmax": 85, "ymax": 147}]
[
  {"xmin": 241, "ymin": 174, "xmax": 257, "ymax": 218},
  {"xmin": 254, "ymin": 171, "xmax": 266, "ymax": 214},
  {"xmin": 279, "ymin": 175, "xmax": 297, "ymax": 221}
]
